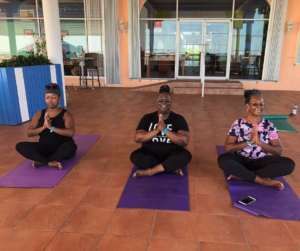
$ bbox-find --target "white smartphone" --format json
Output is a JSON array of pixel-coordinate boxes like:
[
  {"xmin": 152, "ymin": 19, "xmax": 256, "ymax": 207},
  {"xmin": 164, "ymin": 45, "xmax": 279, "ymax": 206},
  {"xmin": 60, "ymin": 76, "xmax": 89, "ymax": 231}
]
[{"xmin": 238, "ymin": 196, "xmax": 256, "ymax": 206}]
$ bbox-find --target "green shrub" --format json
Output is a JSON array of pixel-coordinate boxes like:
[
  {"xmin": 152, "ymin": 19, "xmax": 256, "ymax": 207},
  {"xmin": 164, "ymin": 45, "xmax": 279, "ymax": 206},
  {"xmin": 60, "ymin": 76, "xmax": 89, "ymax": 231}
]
[{"xmin": 0, "ymin": 54, "xmax": 52, "ymax": 68}]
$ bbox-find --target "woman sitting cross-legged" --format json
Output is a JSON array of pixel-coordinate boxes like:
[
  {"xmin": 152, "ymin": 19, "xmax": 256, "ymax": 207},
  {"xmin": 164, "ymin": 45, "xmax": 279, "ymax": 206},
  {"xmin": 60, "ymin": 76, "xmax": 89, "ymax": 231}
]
[
  {"xmin": 130, "ymin": 85, "xmax": 192, "ymax": 178},
  {"xmin": 16, "ymin": 83, "xmax": 77, "ymax": 170},
  {"xmin": 218, "ymin": 89, "xmax": 295, "ymax": 190}
]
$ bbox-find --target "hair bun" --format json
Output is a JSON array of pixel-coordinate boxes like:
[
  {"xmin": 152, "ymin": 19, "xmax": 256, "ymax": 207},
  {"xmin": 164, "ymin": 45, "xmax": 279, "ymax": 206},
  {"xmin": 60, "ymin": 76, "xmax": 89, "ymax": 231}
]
[
  {"xmin": 159, "ymin": 84, "xmax": 170, "ymax": 94},
  {"xmin": 244, "ymin": 90, "xmax": 251, "ymax": 99}
]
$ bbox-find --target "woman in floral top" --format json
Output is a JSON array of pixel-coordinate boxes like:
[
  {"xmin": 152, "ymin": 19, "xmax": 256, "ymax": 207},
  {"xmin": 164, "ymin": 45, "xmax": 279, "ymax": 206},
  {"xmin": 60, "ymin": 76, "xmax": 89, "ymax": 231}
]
[{"xmin": 218, "ymin": 89, "xmax": 295, "ymax": 190}]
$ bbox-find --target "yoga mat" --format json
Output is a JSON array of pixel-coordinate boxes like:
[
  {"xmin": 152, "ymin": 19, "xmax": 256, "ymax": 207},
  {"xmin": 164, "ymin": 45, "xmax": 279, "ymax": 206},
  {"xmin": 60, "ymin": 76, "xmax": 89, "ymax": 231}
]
[
  {"xmin": 117, "ymin": 166, "xmax": 190, "ymax": 211},
  {"xmin": 0, "ymin": 134, "xmax": 100, "ymax": 188},
  {"xmin": 261, "ymin": 114, "xmax": 298, "ymax": 133},
  {"xmin": 217, "ymin": 146, "xmax": 300, "ymax": 221},
  {"xmin": 261, "ymin": 114, "xmax": 288, "ymax": 119}
]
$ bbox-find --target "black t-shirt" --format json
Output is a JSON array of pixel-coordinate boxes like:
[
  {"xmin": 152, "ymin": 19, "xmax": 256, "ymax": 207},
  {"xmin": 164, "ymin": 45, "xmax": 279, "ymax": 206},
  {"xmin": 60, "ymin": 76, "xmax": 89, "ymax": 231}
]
[
  {"xmin": 38, "ymin": 109, "xmax": 74, "ymax": 149},
  {"xmin": 136, "ymin": 111, "xmax": 189, "ymax": 155}
]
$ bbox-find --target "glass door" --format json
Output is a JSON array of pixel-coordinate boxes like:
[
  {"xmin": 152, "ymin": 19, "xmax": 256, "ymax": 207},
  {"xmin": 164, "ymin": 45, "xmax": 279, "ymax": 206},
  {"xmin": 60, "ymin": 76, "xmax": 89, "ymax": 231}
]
[
  {"xmin": 177, "ymin": 21, "xmax": 203, "ymax": 79},
  {"xmin": 176, "ymin": 20, "xmax": 231, "ymax": 79},
  {"xmin": 204, "ymin": 21, "xmax": 230, "ymax": 79}
]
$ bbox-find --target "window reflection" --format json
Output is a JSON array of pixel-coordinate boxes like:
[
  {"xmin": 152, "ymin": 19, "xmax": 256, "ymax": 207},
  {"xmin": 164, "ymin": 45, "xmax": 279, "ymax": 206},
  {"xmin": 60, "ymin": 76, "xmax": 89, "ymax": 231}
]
[
  {"xmin": 205, "ymin": 22, "xmax": 229, "ymax": 77},
  {"xmin": 178, "ymin": 0, "xmax": 233, "ymax": 18},
  {"xmin": 38, "ymin": 0, "xmax": 85, "ymax": 18},
  {"xmin": 178, "ymin": 22, "xmax": 202, "ymax": 77},
  {"xmin": 230, "ymin": 20, "xmax": 269, "ymax": 80},
  {"xmin": 0, "ymin": 0, "xmax": 37, "ymax": 18},
  {"xmin": 140, "ymin": 0, "xmax": 176, "ymax": 18},
  {"xmin": 0, "ymin": 19, "xmax": 39, "ymax": 60},
  {"xmin": 234, "ymin": 0, "xmax": 270, "ymax": 19},
  {"xmin": 140, "ymin": 20, "xmax": 176, "ymax": 78}
]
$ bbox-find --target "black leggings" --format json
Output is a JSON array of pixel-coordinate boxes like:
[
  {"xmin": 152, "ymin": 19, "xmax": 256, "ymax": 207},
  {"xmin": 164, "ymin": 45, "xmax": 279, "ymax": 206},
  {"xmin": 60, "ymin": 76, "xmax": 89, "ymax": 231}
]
[
  {"xmin": 130, "ymin": 147, "xmax": 192, "ymax": 173},
  {"xmin": 218, "ymin": 153, "xmax": 295, "ymax": 182},
  {"xmin": 16, "ymin": 141, "xmax": 77, "ymax": 165}
]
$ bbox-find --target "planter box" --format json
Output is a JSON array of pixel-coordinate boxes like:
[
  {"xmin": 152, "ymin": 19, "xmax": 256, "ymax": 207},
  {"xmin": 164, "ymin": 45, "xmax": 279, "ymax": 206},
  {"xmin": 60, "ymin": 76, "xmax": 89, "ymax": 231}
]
[{"xmin": 0, "ymin": 64, "xmax": 65, "ymax": 125}]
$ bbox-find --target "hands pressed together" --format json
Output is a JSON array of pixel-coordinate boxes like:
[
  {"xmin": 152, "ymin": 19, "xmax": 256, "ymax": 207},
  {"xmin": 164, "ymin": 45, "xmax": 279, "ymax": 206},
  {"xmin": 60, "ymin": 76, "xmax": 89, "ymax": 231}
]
[
  {"xmin": 157, "ymin": 114, "xmax": 166, "ymax": 132},
  {"xmin": 249, "ymin": 124, "xmax": 262, "ymax": 146},
  {"xmin": 43, "ymin": 112, "xmax": 52, "ymax": 130}
]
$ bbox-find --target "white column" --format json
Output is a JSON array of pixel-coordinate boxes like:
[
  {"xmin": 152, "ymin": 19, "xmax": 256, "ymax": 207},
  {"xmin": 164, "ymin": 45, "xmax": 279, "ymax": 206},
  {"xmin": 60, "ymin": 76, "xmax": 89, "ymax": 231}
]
[{"xmin": 42, "ymin": 0, "xmax": 66, "ymax": 107}]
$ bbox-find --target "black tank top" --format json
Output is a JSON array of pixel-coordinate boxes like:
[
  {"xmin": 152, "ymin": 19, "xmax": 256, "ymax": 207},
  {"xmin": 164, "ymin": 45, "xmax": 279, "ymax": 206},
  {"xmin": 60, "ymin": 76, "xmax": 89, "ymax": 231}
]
[{"xmin": 38, "ymin": 109, "xmax": 74, "ymax": 148}]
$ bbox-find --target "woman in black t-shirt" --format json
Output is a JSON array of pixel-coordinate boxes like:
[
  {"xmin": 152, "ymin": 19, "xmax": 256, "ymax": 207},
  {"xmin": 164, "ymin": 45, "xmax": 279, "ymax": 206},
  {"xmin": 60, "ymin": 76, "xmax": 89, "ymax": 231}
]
[
  {"xmin": 130, "ymin": 85, "xmax": 192, "ymax": 178},
  {"xmin": 16, "ymin": 83, "xmax": 77, "ymax": 169}
]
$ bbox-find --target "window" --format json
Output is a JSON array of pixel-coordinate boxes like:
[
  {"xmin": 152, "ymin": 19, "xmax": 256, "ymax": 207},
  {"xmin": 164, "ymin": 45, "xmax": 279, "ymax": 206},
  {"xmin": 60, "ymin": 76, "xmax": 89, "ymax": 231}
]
[
  {"xmin": 1, "ymin": 0, "xmax": 105, "ymax": 77},
  {"xmin": 178, "ymin": 0, "xmax": 233, "ymax": 18},
  {"xmin": 140, "ymin": 0, "xmax": 271, "ymax": 80},
  {"xmin": 0, "ymin": 19, "xmax": 39, "ymax": 59},
  {"xmin": 230, "ymin": 20, "xmax": 269, "ymax": 80},
  {"xmin": 234, "ymin": 0, "xmax": 270, "ymax": 19},
  {"xmin": 140, "ymin": 20, "xmax": 176, "ymax": 78},
  {"xmin": 140, "ymin": 0, "xmax": 176, "ymax": 19},
  {"xmin": 0, "ymin": 0, "xmax": 37, "ymax": 18}
]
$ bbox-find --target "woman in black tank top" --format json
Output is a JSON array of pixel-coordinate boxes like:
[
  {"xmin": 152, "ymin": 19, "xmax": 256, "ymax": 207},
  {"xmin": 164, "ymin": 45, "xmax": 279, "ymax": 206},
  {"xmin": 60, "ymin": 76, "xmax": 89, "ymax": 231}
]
[{"xmin": 16, "ymin": 83, "xmax": 77, "ymax": 169}]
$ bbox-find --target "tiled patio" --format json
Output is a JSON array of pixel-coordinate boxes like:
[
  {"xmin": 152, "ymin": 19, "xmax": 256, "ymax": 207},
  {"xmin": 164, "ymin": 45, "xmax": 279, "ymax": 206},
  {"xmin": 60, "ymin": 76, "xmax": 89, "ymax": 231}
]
[{"xmin": 0, "ymin": 87, "xmax": 300, "ymax": 251}]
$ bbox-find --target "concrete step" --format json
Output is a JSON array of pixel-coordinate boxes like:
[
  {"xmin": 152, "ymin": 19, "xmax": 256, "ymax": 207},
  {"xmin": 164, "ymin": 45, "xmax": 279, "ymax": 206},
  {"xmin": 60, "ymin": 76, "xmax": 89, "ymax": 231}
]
[
  {"xmin": 174, "ymin": 87, "xmax": 244, "ymax": 95},
  {"xmin": 129, "ymin": 80, "xmax": 243, "ymax": 94}
]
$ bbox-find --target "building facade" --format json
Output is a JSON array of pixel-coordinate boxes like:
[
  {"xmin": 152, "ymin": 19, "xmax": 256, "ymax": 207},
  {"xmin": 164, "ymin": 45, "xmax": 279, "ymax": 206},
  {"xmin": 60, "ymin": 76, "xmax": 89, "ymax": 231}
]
[{"xmin": 1, "ymin": 0, "xmax": 299, "ymax": 91}]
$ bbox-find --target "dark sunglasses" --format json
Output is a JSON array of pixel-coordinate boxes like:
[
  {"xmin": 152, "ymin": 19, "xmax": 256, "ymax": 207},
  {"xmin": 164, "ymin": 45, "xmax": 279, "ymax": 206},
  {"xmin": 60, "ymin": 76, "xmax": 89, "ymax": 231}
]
[
  {"xmin": 251, "ymin": 102, "xmax": 265, "ymax": 107},
  {"xmin": 157, "ymin": 99, "xmax": 171, "ymax": 103},
  {"xmin": 45, "ymin": 85, "xmax": 59, "ymax": 90}
]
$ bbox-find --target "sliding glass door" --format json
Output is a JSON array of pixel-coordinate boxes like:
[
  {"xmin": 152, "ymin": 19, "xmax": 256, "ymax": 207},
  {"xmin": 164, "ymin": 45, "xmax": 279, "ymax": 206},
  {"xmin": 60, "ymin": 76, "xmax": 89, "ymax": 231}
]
[{"xmin": 177, "ymin": 20, "xmax": 231, "ymax": 79}]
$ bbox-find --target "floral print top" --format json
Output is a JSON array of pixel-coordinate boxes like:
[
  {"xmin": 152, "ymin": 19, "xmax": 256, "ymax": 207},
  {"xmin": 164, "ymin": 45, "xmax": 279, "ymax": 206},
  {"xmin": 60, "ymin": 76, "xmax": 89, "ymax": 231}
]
[{"xmin": 228, "ymin": 118, "xmax": 279, "ymax": 159}]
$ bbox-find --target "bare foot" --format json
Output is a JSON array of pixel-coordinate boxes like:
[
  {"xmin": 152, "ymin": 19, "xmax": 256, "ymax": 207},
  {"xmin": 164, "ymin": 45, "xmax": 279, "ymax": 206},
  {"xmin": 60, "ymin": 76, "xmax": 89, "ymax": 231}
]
[
  {"xmin": 173, "ymin": 168, "xmax": 184, "ymax": 176},
  {"xmin": 255, "ymin": 176, "xmax": 284, "ymax": 190},
  {"xmin": 227, "ymin": 174, "xmax": 243, "ymax": 181},
  {"xmin": 133, "ymin": 168, "xmax": 154, "ymax": 178},
  {"xmin": 32, "ymin": 161, "xmax": 43, "ymax": 168},
  {"xmin": 48, "ymin": 161, "xmax": 63, "ymax": 170},
  {"xmin": 262, "ymin": 178, "xmax": 284, "ymax": 190}
]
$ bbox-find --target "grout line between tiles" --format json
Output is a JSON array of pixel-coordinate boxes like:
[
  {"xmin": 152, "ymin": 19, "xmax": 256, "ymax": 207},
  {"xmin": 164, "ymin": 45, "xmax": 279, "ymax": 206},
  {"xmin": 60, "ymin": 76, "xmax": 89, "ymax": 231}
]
[
  {"xmin": 147, "ymin": 210, "xmax": 157, "ymax": 251},
  {"xmin": 283, "ymin": 220, "xmax": 300, "ymax": 249},
  {"xmin": 190, "ymin": 105, "xmax": 200, "ymax": 251},
  {"xmin": 237, "ymin": 211, "xmax": 251, "ymax": 251}
]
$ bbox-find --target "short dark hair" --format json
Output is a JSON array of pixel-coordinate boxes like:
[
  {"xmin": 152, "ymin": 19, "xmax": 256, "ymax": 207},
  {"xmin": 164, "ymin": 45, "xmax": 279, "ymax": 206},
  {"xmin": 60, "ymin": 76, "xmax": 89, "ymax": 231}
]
[
  {"xmin": 244, "ymin": 89, "xmax": 262, "ymax": 104},
  {"xmin": 158, "ymin": 84, "xmax": 171, "ymax": 99}
]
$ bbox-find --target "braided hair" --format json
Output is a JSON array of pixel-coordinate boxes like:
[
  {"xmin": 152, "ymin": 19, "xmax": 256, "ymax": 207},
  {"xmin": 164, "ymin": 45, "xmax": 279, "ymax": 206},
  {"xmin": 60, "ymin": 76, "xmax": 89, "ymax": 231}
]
[{"xmin": 244, "ymin": 89, "xmax": 262, "ymax": 104}]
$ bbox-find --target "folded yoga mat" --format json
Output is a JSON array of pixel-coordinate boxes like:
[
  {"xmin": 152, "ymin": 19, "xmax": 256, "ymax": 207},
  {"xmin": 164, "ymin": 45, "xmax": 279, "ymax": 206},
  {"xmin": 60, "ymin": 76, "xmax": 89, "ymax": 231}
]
[
  {"xmin": 0, "ymin": 134, "xmax": 100, "ymax": 188},
  {"xmin": 217, "ymin": 146, "xmax": 300, "ymax": 221},
  {"xmin": 261, "ymin": 114, "xmax": 298, "ymax": 133},
  {"xmin": 117, "ymin": 166, "xmax": 190, "ymax": 211}
]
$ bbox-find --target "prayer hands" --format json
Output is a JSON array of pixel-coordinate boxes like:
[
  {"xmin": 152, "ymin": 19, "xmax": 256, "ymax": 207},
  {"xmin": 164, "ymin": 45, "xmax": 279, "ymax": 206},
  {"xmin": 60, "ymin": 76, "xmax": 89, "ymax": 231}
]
[
  {"xmin": 157, "ymin": 114, "xmax": 166, "ymax": 132},
  {"xmin": 249, "ymin": 124, "xmax": 261, "ymax": 145},
  {"xmin": 44, "ymin": 112, "xmax": 52, "ymax": 130}
]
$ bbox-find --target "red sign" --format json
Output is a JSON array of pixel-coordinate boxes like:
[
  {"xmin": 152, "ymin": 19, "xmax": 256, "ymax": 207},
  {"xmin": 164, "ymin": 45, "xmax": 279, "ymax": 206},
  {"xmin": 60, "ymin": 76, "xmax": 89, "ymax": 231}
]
[{"xmin": 154, "ymin": 21, "xmax": 162, "ymax": 27}]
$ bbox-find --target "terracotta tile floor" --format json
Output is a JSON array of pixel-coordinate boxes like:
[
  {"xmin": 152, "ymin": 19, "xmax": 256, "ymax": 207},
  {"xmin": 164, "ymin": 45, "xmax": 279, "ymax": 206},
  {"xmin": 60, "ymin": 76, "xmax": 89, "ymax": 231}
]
[{"xmin": 0, "ymin": 87, "xmax": 300, "ymax": 251}]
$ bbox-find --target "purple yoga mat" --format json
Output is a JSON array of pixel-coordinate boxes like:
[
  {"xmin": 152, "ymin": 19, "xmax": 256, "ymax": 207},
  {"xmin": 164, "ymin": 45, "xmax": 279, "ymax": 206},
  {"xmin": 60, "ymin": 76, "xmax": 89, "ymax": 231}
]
[
  {"xmin": 117, "ymin": 166, "xmax": 190, "ymax": 211},
  {"xmin": 217, "ymin": 146, "xmax": 300, "ymax": 221},
  {"xmin": 0, "ymin": 135, "xmax": 100, "ymax": 188}
]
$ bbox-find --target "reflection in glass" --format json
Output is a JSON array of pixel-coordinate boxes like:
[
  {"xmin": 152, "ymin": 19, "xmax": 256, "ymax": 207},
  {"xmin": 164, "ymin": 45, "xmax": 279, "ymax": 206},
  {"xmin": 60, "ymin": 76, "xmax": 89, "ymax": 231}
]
[
  {"xmin": 58, "ymin": 20, "xmax": 86, "ymax": 76},
  {"xmin": 178, "ymin": 22, "xmax": 202, "ymax": 77},
  {"xmin": 234, "ymin": 0, "xmax": 270, "ymax": 19},
  {"xmin": 205, "ymin": 22, "xmax": 229, "ymax": 77},
  {"xmin": 87, "ymin": 20, "xmax": 104, "ymax": 76},
  {"xmin": 38, "ymin": 0, "xmax": 84, "ymax": 18},
  {"xmin": 0, "ymin": 19, "xmax": 39, "ymax": 60},
  {"xmin": 0, "ymin": 0, "xmax": 37, "ymax": 18},
  {"xmin": 140, "ymin": 0, "xmax": 176, "ymax": 18},
  {"xmin": 178, "ymin": 0, "xmax": 233, "ymax": 18},
  {"xmin": 140, "ymin": 20, "xmax": 176, "ymax": 79},
  {"xmin": 86, "ymin": 0, "xmax": 102, "ymax": 18},
  {"xmin": 230, "ymin": 20, "xmax": 269, "ymax": 80}
]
